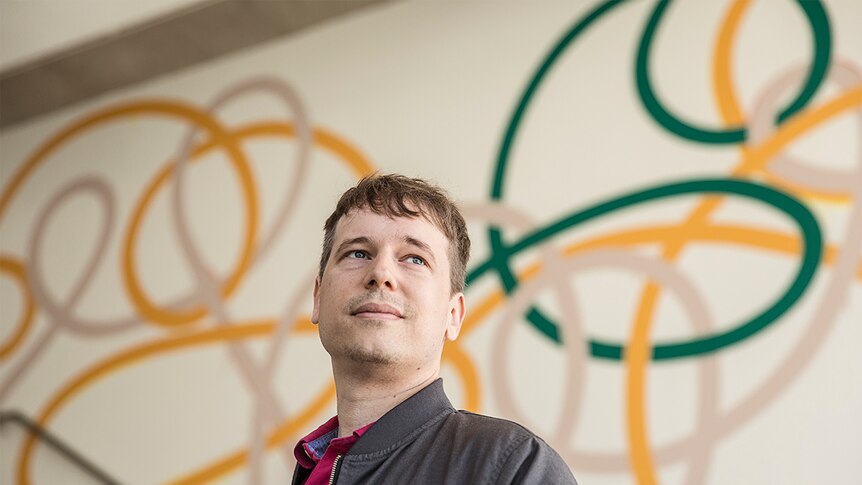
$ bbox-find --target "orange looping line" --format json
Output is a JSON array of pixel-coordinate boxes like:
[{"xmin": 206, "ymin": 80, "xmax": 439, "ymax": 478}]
[
  {"xmin": 13, "ymin": 105, "xmax": 384, "ymax": 482},
  {"xmin": 0, "ymin": 257, "xmax": 36, "ymax": 360},
  {"xmin": 624, "ymin": 0, "xmax": 862, "ymax": 482},
  {"xmin": 122, "ymin": 112, "xmax": 258, "ymax": 328},
  {"xmin": 0, "ymin": 101, "xmax": 257, "ymax": 331},
  {"xmin": 123, "ymin": 120, "xmax": 378, "ymax": 328}
]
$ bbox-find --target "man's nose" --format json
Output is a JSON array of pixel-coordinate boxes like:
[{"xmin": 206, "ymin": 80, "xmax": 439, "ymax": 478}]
[{"xmin": 365, "ymin": 257, "xmax": 397, "ymax": 290}]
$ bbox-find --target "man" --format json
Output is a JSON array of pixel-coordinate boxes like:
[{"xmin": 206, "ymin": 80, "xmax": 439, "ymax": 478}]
[{"xmin": 292, "ymin": 174, "xmax": 577, "ymax": 484}]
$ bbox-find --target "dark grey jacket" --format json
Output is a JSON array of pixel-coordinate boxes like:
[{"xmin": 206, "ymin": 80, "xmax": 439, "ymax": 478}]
[{"xmin": 292, "ymin": 379, "xmax": 577, "ymax": 484}]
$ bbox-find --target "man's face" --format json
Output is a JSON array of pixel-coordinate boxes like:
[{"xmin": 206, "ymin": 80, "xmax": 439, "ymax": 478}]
[{"xmin": 312, "ymin": 208, "xmax": 465, "ymax": 372}]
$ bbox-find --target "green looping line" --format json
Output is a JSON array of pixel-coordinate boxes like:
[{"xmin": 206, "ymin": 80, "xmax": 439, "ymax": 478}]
[
  {"xmin": 776, "ymin": 0, "xmax": 831, "ymax": 122},
  {"xmin": 490, "ymin": 0, "xmax": 626, "ymax": 201},
  {"xmin": 468, "ymin": 179, "xmax": 823, "ymax": 361},
  {"xmin": 480, "ymin": 0, "xmax": 830, "ymax": 361},
  {"xmin": 485, "ymin": 0, "xmax": 628, "ymax": 352},
  {"xmin": 635, "ymin": 0, "xmax": 832, "ymax": 144}
]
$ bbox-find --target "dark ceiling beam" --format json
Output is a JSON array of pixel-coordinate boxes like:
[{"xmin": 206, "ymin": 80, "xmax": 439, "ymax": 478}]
[{"xmin": 0, "ymin": 0, "xmax": 394, "ymax": 131}]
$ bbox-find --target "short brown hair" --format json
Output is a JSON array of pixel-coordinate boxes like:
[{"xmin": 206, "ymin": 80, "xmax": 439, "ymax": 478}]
[{"xmin": 319, "ymin": 174, "xmax": 470, "ymax": 294}]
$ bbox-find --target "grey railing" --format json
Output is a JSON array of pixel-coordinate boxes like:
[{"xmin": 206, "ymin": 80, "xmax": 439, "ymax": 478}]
[{"xmin": 0, "ymin": 410, "xmax": 124, "ymax": 485}]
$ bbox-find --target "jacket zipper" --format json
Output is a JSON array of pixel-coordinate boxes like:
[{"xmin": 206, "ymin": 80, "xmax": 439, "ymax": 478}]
[{"xmin": 329, "ymin": 455, "xmax": 342, "ymax": 485}]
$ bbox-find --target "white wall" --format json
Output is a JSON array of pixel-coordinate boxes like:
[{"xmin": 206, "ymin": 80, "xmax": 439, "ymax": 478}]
[{"xmin": 1, "ymin": 1, "xmax": 861, "ymax": 483}]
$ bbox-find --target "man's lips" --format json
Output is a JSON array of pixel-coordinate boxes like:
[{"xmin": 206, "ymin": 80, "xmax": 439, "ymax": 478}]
[{"xmin": 351, "ymin": 302, "xmax": 404, "ymax": 319}]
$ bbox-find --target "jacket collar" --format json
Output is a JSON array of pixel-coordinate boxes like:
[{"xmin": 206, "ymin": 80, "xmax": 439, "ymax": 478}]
[{"xmin": 347, "ymin": 378, "xmax": 453, "ymax": 456}]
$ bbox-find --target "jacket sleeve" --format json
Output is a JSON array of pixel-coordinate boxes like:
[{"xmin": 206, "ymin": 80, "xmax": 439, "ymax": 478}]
[{"xmin": 496, "ymin": 435, "xmax": 578, "ymax": 484}]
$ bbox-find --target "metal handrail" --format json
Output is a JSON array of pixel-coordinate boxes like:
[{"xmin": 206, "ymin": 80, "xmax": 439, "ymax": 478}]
[{"xmin": 0, "ymin": 410, "xmax": 124, "ymax": 485}]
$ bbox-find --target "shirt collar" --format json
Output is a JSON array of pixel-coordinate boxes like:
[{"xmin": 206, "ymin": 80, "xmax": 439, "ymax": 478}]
[
  {"xmin": 295, "ymin": 415, "xmax": 339, "ymax": 467},
  {"xmin": 294, "ymin": 415, "xmax": 375, "ymax": 468}
]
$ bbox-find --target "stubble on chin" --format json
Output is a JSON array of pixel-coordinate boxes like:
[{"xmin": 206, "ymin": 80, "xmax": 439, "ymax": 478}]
[
  {"xmin": 344, "ymin": 346, "xmax": 396, "ymax": 365},
  {"xmin": 321, "ymin": 324, "xmax": 401, "ymax": 367}
]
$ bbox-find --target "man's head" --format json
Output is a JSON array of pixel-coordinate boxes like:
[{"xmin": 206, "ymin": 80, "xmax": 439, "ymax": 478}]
[
  {"xmin": 312, "ymin": 174, "xmax": 471, "ymax": 372},
  {"xmin": 318, "ymin": 174, "xmax": 470, "ymax": 294}
]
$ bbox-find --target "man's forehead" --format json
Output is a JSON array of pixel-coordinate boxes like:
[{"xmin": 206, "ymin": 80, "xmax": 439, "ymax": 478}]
[{"xmin": 335, "ymin": 209, "xmax": 447, "ymax": 246}]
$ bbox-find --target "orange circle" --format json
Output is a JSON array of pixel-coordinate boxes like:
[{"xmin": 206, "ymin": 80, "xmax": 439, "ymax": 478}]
[
  {"xmin": 14, "ymin": 114, "xmax": 378, "ymax": 482},
  {"xmin": 0, "ymin": 257, "xmax": 36, "ymax": 360},
  {"xmin": 122, "ymin": 120, "xmax": 378, "ymax": 327},
  {"xmin": 122, "ymin": 125, "xmax": 258, "ymax": 327},
  {"xmin": 0, "ymin": 101, "xmax": 258, "ymax": 331}
]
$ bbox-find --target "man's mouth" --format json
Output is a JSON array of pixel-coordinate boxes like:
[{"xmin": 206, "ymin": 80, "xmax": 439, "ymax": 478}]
[{"xmin": 351, "ymin": 302, "xmax": 404, "ymax": 320}]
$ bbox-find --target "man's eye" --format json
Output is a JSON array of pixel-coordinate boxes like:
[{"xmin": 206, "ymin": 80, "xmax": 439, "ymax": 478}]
[
  {"xmin": 407, "ymin": 256, "xmax": 425, "ymax": 266},
  {"xmin": 348, "ymin": 250, "xmax": 367, "ymax": 259}
]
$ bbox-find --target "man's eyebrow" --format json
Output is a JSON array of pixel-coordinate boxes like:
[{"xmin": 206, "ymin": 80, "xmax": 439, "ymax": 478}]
[
  {"xmin": 403, "ymin": 236, "xmax": 437, "ymax": 265},
  {"xmin": 335, "ymin": 237, "xmax": 371, "ymax": 255}
]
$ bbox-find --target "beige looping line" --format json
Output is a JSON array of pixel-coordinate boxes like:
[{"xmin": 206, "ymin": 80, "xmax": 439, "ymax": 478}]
[
  {"xmin": 169, "ymin": 77, "xmax": 314, "ymax": 482},
  {"xmin": 262, "ymin": 270, "xmax": 315, "ymax": 379},
  {"xmin": 489, "ymin": 247, "xmax": 719, "ymax": 475},
  {"xmin": 473, "ymin": 59, "xmax": 862, "ymax": 479},
  {"xmin": 462, "ymin": 202, "xmax": 721, "ymax": 477},
  {"xmin": 751, "ymin": 60, "xmax": 862, "ymax": 192},
  {"xmin": 27, "ymin": 177, "xmax": 121, "ymax": 333},
  {"xmin": 542, "ymin": 59, "xmax": 862, "ymax": 475},
  {"xmin": 461, "ymin": 202, "xmax": 591, "ymax": 440},
  {"xmin": 0, "ymin": 176, "xmax": 129, "ymax": 405},
  {"xmin": 0, "ymin": 78, "xmax": 369, "ymax": 483},
  {"xmin": 704, "ymin": 59, "xmax": 862, "ymax": 440},
  {"xmin": 460, "ymin": 202, "xmax": 538, "ymax": 238}
]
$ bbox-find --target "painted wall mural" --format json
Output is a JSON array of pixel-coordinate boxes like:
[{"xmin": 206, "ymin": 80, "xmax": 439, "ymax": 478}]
[{"xmin": 1, "ymin": 0, "xmax": 860, "ymax": 484}]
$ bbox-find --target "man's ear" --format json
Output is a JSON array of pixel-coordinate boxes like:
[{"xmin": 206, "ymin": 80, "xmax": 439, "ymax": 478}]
[
  {"xmin": 311, "ymin": 276, "xmax": 321, "ymax": 325},
  {"xmin": 445, "ymin": 292, "xmax": 466, "ymax": 341}
]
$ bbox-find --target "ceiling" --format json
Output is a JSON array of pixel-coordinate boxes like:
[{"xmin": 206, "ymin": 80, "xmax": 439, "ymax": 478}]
[{"xmin": 0, "ymin": 0, "xmax": 394, "ymax": 130}]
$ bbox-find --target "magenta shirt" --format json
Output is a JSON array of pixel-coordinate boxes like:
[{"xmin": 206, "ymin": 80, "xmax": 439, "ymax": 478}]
[{"xmin": 294, "ymin": 416, "xmax": 374, "ymax": 485}]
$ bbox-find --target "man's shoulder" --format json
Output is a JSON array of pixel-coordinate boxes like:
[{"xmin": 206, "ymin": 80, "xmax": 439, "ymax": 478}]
[
  {"xmin": 446, "ymin": 409, "xmax": 537, "ymax": 440},
  {"xmin": 421, "ymin": 409, "xmax": 577, "ymax": 484},
  {"xmin": 428, "ymin": 408, "xmax": 546, "ymax": 452}
]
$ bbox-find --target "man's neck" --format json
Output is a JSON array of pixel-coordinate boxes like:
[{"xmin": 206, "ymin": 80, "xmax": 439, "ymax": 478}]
[{"xmin": 332, "ymin": 364, "xmax": 439, "ymax": 438}]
